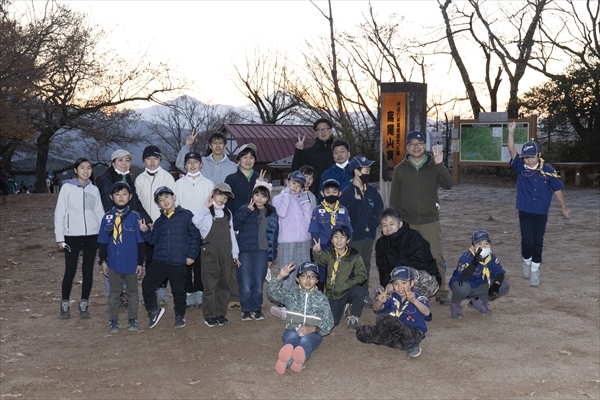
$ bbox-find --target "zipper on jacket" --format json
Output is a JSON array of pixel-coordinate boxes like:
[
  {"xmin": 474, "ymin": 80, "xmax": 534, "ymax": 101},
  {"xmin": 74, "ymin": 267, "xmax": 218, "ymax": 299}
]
[{"xmin": 82, "ymin": 186, "xmax": 88, "ymax": 236}]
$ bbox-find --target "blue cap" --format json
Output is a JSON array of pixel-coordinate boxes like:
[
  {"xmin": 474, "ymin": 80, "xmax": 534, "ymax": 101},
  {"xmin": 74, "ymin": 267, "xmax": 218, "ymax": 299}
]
[
  {"xmin": 322, "ymin": 178, "xmax": 340, "ymax": 189},
  {"xmin": 520, "ymin": 141, "xmax": 540, "ymax": 157},
  {"xmin": 349, "ymin": 155, "xmax": 374, "ymax": 172},
  {"xmin": 297, "ymin": 261, "xmax": 320, "ymax": 277},
  {"xmin": 390, "ymin": 266, "xmax": 412, "ymax": 281},
  {"xmin": 406, "ymin": 131, "xmax": 426, "ymax": 144},
  {"xmin": 153, "ymin": 186, "xmax": 174, "ymax": 203},
  {"xmin": 471, "ymin": 230, "xmax": 491, "ymax": 244},
  {"xmin": 110, "ymin": 181, "xmax": 131, "ymax": 193},
  {"xmin": 288, "ymin": 171, "xmax": 306, "ymax": 187}
]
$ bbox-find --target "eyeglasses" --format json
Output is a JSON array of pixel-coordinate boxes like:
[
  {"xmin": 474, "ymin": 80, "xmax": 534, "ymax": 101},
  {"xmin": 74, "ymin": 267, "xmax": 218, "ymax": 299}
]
[
  {"xmin": 315, "ymin": 128, "xmax": 331, "ymax": 133},
  {"xmin": 407, "ymin": 142, "xmax": 425, "ymax": 148},
  {"xmin": 298, "ymin": 274, "xmax": 319, "ymax": 281}
]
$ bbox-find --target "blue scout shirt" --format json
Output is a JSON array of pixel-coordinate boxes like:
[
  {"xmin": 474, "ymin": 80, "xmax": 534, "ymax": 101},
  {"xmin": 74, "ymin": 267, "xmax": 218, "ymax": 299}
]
[
  {"xmin": 510, "ymin": 156, "xmax": 564, "ymax": 215},
  {"xmin": 98, "ymin": 206, "xmax": 145, "ymax": 274},
  {"xmin": 308, "ymin": 202, "xmax": 353, "ymax": 251},
  {"xmin": 379, "ymin": 289, "xmax": 431, "ymax": 337},
  {"xmin": 448, "ymin": 249, "xmax": 506, "ymax": 290}
]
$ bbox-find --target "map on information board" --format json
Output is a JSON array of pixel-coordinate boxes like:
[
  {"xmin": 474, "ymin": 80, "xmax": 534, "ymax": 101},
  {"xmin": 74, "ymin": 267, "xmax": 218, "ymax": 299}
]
[{"xmin": 460, "ymin": 122, "xmax": 529, "ymax": 162}]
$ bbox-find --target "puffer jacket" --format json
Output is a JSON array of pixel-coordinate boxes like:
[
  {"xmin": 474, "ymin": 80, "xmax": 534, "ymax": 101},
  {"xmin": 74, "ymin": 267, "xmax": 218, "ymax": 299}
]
[{"xmin": 233, "ymin": 204, "xmax": 279, "ymax": 262}]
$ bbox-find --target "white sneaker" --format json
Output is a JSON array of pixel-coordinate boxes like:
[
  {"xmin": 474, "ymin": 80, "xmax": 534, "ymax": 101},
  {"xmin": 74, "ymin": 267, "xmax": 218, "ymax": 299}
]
[
  {"xmin": 522, "ymin": 260, "xmax": 531, "ymax": 279},
  {"xmin": 270, "ymin": 305, "xmax": 287, "ymax": 320},
  {"xmin": 195, "ymin": 291, "xmax": 203, "ymax": 308},
  {"xmin": 530, "ymin": 268, "xmax": 540, "ymax": 287}
]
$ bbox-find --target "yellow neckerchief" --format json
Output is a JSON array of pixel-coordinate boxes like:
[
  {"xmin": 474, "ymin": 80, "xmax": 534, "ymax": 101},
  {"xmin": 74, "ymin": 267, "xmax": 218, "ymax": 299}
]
[
  {"xmin": 537, "ymin": 158, "xmax": 559, "ymax": 179},
  {"xmin": 112, "ymin": 211, "xmax": 123, "ymax": 244},
  {"xmin": 392, "ymin": 295, "xmax": 411, "ymax": 318},
  {"xmin": 163, "ymin": 209, "xmax": 175, "ymax": 218},
  {"xmin": 331, "ymin": 246, "xmax": 349, "ymax": 284},
  {"xmin": 321, "ymin": 200, "xmax": 340, "ymax": 228},
  {"xmin": 471, "ymin": 248, "xmax": 492, "ymax": 285}
]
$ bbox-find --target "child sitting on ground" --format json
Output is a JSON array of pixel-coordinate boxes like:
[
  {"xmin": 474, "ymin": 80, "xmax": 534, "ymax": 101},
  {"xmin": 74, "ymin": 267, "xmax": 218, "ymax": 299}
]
[
  {"xmin": 266, "ymin": 261, "xmax": 334, "ymax": 374},
  {"xmin": 312, "ymin": 225, "xmax": 367, "ymax": 331},
  {"xmin": 356, "ymin": 266, "xmax": 431, "ymax": 359},
  {"xmin": 449, "ymin": 230, "xmax": 510, "ymax": 319},
  {"xmin": 98, "ymin": 182, "xmax": 145, "ymax": 333}
]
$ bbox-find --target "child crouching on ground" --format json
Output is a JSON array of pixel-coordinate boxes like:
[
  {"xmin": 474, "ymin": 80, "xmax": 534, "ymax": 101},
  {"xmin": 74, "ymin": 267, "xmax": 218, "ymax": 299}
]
[
  {"xmin": 356, "ymin": 266, "xmax": 431, "ymax": 359},
  {"xmin": 266, "ymin": 262, "xmax": 334, "ymax": 374},
  {"xmin": 98, "ymin": 182, "xmax": 145, "ymax": 333},
  {"xmin": 449, "ymin": 230, "xmax": 509, "ymax": 319}
]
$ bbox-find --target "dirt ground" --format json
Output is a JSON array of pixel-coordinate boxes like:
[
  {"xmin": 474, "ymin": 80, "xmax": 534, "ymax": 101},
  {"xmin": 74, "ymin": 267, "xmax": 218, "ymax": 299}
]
[{"xmin": 0, "ymin": 183, "xmax": 598, "ymax": 400}]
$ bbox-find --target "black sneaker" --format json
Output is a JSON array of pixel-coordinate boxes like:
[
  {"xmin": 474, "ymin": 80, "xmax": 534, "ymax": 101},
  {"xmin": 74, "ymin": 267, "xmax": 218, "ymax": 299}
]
[
  {"xmin": 148, "ymin": 308, "xmax": 165, "ymax": 329},
  {"xmin": 216, "ymin": 315, "xmax": 229, "ymax": 325},
  {"xmin": 204, "ymin": 317, "xmax": 219, "ymax": 327},
  {"xmin": 127, "ymin": 318, "xmax": 138, "ymax": 332},
  {"xmin": 241, "ymin": 312, "xmax": 252, "ymax": 321},
  {"xmin": 406, "ymin": 343, "xmax": 422, "ymax": 359},
  {"xmin": 109, "ymin": 318, "xmax": 119, "ymax": 334},
  {"xmin": 60, "ymin": 300, "xmax": 70, "ymax": 319},
  {"xmin": 251, "ymin": 311, "xmax": 265, "ymax": 321},
  {"xmin": 79, "ymin": 300, "xmax": 90, "ymax": 319},
  {"xmin": 174, "ymin": 315, "xmax": 186, "ymax": 329}
]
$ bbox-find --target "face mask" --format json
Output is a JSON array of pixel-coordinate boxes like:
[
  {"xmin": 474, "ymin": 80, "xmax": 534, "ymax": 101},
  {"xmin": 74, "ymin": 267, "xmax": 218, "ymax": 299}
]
[
  {"xmin": 324, "ymin": 195, "xmax": 338, "ymax": 204},
  {"xmin": 359, "ymin": 174, "xmax": 370, "ymax": 184},
  {"xmin": 479, "ymin": 247, "xmax": 491, "ymax": 258},
  {"xmin": 145, "ymin": 167, "xmax": 161, "ymax": 174},
  {"xmin": 187, "ymin": 171, "xmax": 201, "ymax": 177}
]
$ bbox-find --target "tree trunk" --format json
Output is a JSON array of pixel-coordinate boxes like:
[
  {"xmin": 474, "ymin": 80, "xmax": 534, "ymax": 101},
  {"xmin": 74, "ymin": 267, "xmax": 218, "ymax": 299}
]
[{"xmin": 35, "ymin": 130, "xmax": 52, "ymax": 193}]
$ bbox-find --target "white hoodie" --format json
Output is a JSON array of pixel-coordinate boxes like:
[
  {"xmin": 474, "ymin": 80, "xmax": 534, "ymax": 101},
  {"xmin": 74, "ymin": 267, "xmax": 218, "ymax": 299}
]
[{"xmin": 54, "ymin": 179, "xmax": 105, "ymax": 242}]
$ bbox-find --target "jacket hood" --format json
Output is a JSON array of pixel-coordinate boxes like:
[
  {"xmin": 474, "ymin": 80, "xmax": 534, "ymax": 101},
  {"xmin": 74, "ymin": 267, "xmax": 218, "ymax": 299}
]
[
  {"xmin": 64, "ymin": 178, "xmax": 90, "ymax": 188},
  {"xmin": 385, "ymin": 221, "xmax": 411, "ymax": 243}
]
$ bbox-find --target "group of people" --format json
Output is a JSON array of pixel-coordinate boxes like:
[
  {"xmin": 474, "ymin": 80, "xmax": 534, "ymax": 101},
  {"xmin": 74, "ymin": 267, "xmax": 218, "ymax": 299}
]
[{"xmin": 53, "ymin": 118, "xmax": 569, "ymax": 374}]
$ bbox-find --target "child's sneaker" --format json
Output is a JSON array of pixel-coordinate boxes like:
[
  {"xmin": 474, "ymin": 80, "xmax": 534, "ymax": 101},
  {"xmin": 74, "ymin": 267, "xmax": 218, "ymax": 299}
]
[
  {"xmin": 59, "ymin": 300, "xmax": 70, "ymax": 319},
  {"xmin": 156, "ymin": 287, "xmax": 168, "ymax": 305},
  {"xmin": 216, "ymin": 315, "xmax": 229, "ymax": 325},
  {"xmin": 530, "ymin": 268, "xmax": 540, "ymax": 287},
  {"xmin": 468, "ymin": 298, "xmax": 491, "ymax": 315},
  {"xmin": 405, "ymin": 342, "xmax": 422, "ymax": 359},
  {"xmin": 109, "ymin": 318, "xmax": 119, "ymax": 334},
  {"xmin": 186, "ymin": 292, "xmax": 196, "ymax": 309},
  {"xmin": 174, "ymin": 315, "xmax": 186, "ymax": 329},
  {"xmin": 522, "ymin": 259, "xmax": 531, "ymax": 279},
  {"xmin": 127, "ymin": 318, "xmax": 138, "ymax": 332},
  {"xmin": 450, "ymin": 303, "xmax": 463, "ymax": 319},
  {"xmin": 290, "ymin": 346, "xmax": 306, "ymax": 373},
  {"xmin": 275, "ymin": 344, "xmax": 294, "ymax": 375},
  {"xmin": 270, "ymin": 305, "xmax": 287, "ymax": 320},
  {"xmin": 241, "ymin": 311, "xmax": 252, "ymax": 321},
  {"xmin": 363, "ymin": 296, "xmax": 375, "ymax": 308},
  {"xmin": 251, "ymin": 311, "xmax": 265, "ymax": 321},
  {"xmin": 347, "ymin": 315, "xmax": 359, "ymax": 331},
  {"xmin": 343, "ymin": 303, "xmax": 351, "ymax": 319},
  {"xmin": 195, "ymin": 291, "xmax": 203, "ymax": 308},
  {"xmin": 79, "ymin": 300, "xmax": 90, "ymax": 319},
  {"xmin": 204, "ymin": 317, "xmax": 219, "ymax": 327},
  {"xmin": 148, "ymin": 308, "xmax": 165, "ymax": 329}
]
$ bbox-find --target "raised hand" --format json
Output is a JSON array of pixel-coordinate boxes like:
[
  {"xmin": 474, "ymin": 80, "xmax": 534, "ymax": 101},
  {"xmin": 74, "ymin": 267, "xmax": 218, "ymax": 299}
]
[
  {"xmin": 139, "ymin": 218, "xmax": 148, "ymax": 232},
  {"xmin": 277, "ymin": 262, "xmax": 296, "ymax": 280},
  {"xmin": 247, "ymin": 199, "xmax": 255, "ymax": 211},
  {"xmin": 312, "ymin": 238, "xmax": 322, "ymax": 253},
  {"xmin": 185, "ymin": 129, "xmax": 198, "ymax": 147},
  {"xmin": 205, "ymin": 195, "xmax": 213, "ymax": 208},
  {"xmin": 508, "ymin": 121, "xmax": 516, "ymax": 133},
  {"xmin": 432, "ymin": 144, "xmax": 444, "ymax": 165},
  {"xmin": 295, "ymin": 134, "xmax": 306, "ymax": 150},
  {"xmin": 256, "ymin": 169, "xmax": 267, "ymax": 182}
]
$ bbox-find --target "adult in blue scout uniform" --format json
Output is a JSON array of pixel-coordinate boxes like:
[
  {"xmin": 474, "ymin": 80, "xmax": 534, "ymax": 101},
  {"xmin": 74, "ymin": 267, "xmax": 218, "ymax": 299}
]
[{"xmin": 507, "ymin": 121, "xmax": 570, "ymax": 287}]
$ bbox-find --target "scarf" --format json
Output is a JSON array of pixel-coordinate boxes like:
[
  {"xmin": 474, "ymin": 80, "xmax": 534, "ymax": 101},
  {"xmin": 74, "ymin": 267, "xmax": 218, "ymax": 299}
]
[
  {"xmin": 321, "ymin": 200, "xmax": 340, "ymax": 228},
  {"xmin": 331, "ymin": 246, "xmax": 349, "ymax": 284}
]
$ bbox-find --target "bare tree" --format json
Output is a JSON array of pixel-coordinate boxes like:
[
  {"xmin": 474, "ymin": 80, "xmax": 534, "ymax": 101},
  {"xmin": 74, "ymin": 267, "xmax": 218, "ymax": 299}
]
[{"xmin": 1, "ymin": 1, "xmax": 185, "ymax": 192}]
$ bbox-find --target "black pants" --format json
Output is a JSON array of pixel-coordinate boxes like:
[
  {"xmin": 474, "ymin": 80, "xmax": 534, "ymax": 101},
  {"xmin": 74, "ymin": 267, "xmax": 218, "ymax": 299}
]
[
  {"xmin": 328, "ymin": 285, "xmax": 367, "ymax": 326},
  {"xmin": 62, "ymin": 235, "xmax": 98, "ymax": 300},
  {"xmin": 142, "ymin": 261, "xmax": 186, "ymax": 317},
  {"xmin": 145, "ymin": 244, "xmax": 168, "ymax": 289},
  {"xmin": 185, "ymin": 251, "xmax": 203, "ymax": 293},
  {"xmin": 356, "ymin": 314, "xmax": 422, "ymax": 350}
]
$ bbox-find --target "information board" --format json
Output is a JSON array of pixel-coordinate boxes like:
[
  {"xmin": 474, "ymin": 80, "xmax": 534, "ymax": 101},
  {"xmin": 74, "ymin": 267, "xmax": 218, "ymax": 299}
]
[{"xmin": 460, "ymin": 122, "xmax": 529, "ymax": 163}]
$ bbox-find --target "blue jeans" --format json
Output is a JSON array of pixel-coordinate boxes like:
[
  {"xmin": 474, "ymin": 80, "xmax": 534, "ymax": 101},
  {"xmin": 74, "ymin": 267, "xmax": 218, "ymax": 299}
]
[
  {"xmin": 237, "ymin": 250, "xmax": 269, "ymax": 313},
  {"xmin": 282, "ymin": 329, "xmax": 323, "ymax": 361},
  {"xmin": 518, "ymin": 211, "xmax": 548, "ymax": 263}
]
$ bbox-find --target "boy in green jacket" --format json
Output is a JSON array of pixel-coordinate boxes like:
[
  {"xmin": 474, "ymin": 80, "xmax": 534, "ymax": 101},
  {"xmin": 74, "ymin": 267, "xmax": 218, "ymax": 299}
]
[{"xmin": 312, "ymin": 225, "xmax": 367, "ymax": 331}]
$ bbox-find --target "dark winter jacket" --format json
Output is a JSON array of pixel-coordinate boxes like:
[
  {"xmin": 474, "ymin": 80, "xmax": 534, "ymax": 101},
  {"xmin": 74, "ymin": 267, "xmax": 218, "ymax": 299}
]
[
  {"xmin": 224, "ymin": 168, "xmax": 258, "ymax": 215},
  {"xmin": 340, "ymin": 181, "xmax": 384, "ymax": 241},
  {"xmin": 291, "ymin": 137, "xmax": 335, "ymax": 196},
  {"xmin": 96, "ymin": 166, "xmax": 151, "ymax": 222},
  {"xmin": 142, "ymin": 206, "xmax": 200, "ymax": 265},
  {"xmin": 389, "ymin": 154, "xmax": 452, "ymax": 225},
  {"xmin": 375, "ymin": 221, "xmax": 441, "ymax": 287},
  {"xmin": 312, "ymin": 246, "xmax": 367, "ymax": 300},
  {"xmin": 233, "ymin": 204, "xmax": 279, "ymax": 262}
]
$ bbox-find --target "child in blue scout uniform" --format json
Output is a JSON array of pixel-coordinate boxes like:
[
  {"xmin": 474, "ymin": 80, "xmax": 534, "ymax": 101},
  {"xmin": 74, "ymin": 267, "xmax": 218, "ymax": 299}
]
[
  {"xmin": 267, "ymin": 261, "xmax": 334, "ymax": 374},
  {"xmin": 449, "ymin": 230, "xmax": 510, "ymax": 319},
  {"xmin": 98, "ymin": 182, "xmax": 145, "ymax": 333},
  {"xmin": 139, "ymin": 186, "xmax": 201, "ymax": 330},
  {"xmin": 309, "ymin": 178, "xmax": 353, "ymax": 253},
  {"xmin": 340, "ymin": 155, "xmax": 384, "ymax": 305},
  {"xmin": 233, "ymin": 181, "xmax": 279, "ymax": 321},
  {"xmin": 356, "ymin": 266, "xmax": 431, "ymax": 359}
]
